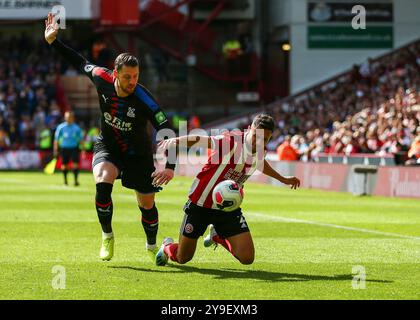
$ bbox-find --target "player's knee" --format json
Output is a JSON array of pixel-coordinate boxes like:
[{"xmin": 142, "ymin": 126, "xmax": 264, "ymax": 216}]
[
  {"xmin": 177, "ymin": 254, "xmax": 193, "ymax": 264},
  {"xmin": 94, "ymin": 163, "xmax": 118, "ymax": 183},
  {"xmin": 95, "ymin": 169, "xmax": 113, "ymax": 183},
  {"xmin": 237, "ymin": 250, "xmax": 254, "ymax": 265},
  {"xmin": 95, "ymin": 169, "xmax": 106, "ymax": 179},
  {"xmin": 138, "ymin": 200, "xmax": 154, "ymax": 210},
  {"xmin": 137, "ymin": 194, "xmax": 155, "ymax": 209},
  {"xmin": 239, "ymin": 255, "xmax": 254, "ymax": 265}
]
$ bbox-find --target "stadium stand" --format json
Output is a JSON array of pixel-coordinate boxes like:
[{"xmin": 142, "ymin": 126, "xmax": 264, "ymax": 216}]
[
  {"xmin": 0, "ymin": 33, "xmax": 201, "ymax": 152},
  {"xmin": 1, "ymin": 30, "xmax": 418, "ymax": 168},
  {"xmin": 0, "ymin": 33, "xmax": 72, "ymax": 151},
  {"xmin": 232, "ymin": 39, "xmax": 420, "ymax": 166}
]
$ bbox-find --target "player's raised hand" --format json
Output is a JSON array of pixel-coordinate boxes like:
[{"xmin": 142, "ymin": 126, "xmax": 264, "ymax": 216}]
[{"xmin": 44, "ymin": 12, "xmax": 59, "ymax": 45}]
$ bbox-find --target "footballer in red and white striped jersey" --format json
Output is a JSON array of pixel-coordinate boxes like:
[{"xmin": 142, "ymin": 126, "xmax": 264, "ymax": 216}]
[
  {"xmin": 188, "ymin": 130, "xmax": 265, "ymax": 209},
  {"xmin": 155, "ymin": 114, "xmax": 301, "ymax": 267}
]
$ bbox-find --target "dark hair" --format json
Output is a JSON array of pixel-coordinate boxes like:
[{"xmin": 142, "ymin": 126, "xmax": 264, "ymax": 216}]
[
  {"xmin": 252, "ymin": 114, "xmax": 275, "ymax": 132},
  {"xmin": 114, "ymin": 53, "xmax": 139, "ymax": 71}
]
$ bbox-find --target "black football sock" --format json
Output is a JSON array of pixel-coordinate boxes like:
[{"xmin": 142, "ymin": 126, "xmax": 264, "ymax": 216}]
[
  {"xmin": 73, "ymin": 168, "xmax": 79, "ymax": 185},
  {"xmin": 95, "ymin": 182, "xmax": 114, "ymax": 234},
  {"xmin": 139, "ymin": 204, "xmax": 158, "ymax": 246},
  {"xmin": 63, "ymin": 169, "xmax": 68, "ymax": 185}
]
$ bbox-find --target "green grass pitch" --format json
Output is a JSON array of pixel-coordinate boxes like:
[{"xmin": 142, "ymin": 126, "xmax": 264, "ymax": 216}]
[{"xmin": 0, "ymin": 172, "xmax": 419, "ymax": 300}]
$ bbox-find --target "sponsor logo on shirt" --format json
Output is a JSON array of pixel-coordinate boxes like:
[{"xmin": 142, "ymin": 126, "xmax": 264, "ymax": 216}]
[{"xmin": 103, "ymin": 112, "xmax": 132, "ymax": 132}]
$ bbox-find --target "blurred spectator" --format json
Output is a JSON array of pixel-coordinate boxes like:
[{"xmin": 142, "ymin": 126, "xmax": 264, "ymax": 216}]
[
  {"xmin": 64, "ymin": 66, "xmax": 78, "ymax": 76},
  {"xmin": 171, "ymin": 113, "xmax": 187, "ymax": 132},
  {"xmin": 188, "ymin": 115, "xmax": 201, "ymax": 131},
  {"xmin": 266, "ymin": 129, "xmax": 283, "ymax": 151},
  {"xmin": 223, "ymin": 36, "xmax": 243, "ymax": 76},
  {"xmin": 38, "ymin": 124, "xmax": 52, "ymax": 151},
  {"xmin": 152, "ymin": 48, "xmax": 170, "ymax": 83},
  {"xmin": 405, "ymin": 133, "xmax": 420, "ymax": 166},
  {"xmin": 33, "ymin": 106, "xmax": 46, "ymax": 142},
  {"xmin": 91, "ymin": 38, "xmax": 114, "ymax": 69},
  {"xmin": 276, "ymin": 135, "xmax": 299, "ymax": 161},
  {"xmin": 19, "ymin": 114, "xmax": 35, "ymax": 149},
  {"xmin": 298, "ymin": 136, "xmax": 310, "ymax": 161},
  {"xmin": 223, "ymin": 38, "xmax": 243, "ymax": 60},
  {"xmin": 0, "ymin": 126, "xmax": 10, "ymax": 151},
  {"xmin": 81, "ymin": 121, "xmax": 100, "ymax": 152},
  {"xmin": 45, "ymin": 101, "xmax": 62, "ymax": 130}
]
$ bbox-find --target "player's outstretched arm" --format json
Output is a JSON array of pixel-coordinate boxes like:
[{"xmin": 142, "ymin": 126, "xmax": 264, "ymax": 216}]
[
  {"xmin": 261, "ymin": 159, "xmax": 300, "ymax": 189},
  {"xmin": 44, "ymin": 12, "xmax": 92, "ymax": 73},
  {"xmin": 152, "ymin": 135, "xmax": 212, "ymax": 187},
  {"xmin": 157, "ymin": 135, "xmax": 212, "ymax": 151}
]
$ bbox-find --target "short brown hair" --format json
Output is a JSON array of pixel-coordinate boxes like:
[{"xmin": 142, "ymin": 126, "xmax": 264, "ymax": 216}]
[
  {"xmin": 252, "ymin": 114, "xmax": 275, "ymax": 132},
  {"xmin": 114, "ymin": 53, "xmax": 139, "ymax": 71}
]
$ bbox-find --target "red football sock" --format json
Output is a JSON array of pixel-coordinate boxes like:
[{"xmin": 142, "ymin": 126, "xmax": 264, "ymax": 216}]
[
  {"xmin": 164, "ymin": 243, "xmax": 179, "ymax": 263},
  {"xmin": 213, "ymin": 235, "xmax": 233, "ymax": 254},
  {"xmin": 213, "ymin": 235, "xmax": 241, "ymax": 261}
]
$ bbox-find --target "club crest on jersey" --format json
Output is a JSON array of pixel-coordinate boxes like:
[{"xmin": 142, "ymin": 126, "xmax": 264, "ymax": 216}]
[
  {"xmin": 127, "ymin": 107, "xmax": 136, "ymax": 118},
  {"xmin": 184, "ymin": 223, "xmax": 194, "ymax": 234}
]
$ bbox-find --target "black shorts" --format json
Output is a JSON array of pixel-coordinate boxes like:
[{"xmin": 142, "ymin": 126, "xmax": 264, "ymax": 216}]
[
  {"xmin": 92, "ymin": 141, "xmax": 161, "ymax": 194},
  {"xmin": 60, "ymin": 147, "xmax": 80, "ymax": 165},
  {"xmin": 180, "ymin": 200, "xmax": 250, "ymax": 239}
]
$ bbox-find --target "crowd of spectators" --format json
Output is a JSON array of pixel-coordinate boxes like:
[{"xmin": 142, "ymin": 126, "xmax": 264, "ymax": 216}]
[
  {"xmin": 0, "ymin": 33, "xmax": 201, "ymax": 153},
  {"xmin": 263, "ymin": 40, "xmax": 420, "ymax": 166},
  {"xmin": 0, "ymin": 33, "xmax": 70, "ymax": 152},
  {"xmin": 1, "ymin": 33, "xmax": 419, "ymax": 166}
]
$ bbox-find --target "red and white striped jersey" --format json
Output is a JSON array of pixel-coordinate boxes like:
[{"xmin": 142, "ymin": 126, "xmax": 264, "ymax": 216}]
[{"xmin": 188, "ymin": 131, "xmax": 264, "ymax": 209}]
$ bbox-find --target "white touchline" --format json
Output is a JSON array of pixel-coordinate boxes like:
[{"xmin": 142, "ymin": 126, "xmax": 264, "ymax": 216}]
[{"xmin": 247, "ymin": 212, "xmax": 420, "ymax": 241}]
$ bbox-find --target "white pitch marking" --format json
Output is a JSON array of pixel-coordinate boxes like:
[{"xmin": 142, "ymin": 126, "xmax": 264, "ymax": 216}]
[{"xmin": 247, "ymin": 212, "xmax": 420, "ymax": 241}]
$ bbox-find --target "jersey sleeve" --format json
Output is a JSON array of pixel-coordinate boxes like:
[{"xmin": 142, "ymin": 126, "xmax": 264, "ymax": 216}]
[
  {"xmin": 134, "ymin": 85, "xmax": 176, "ymax": 169},
  {"xmin": 54, "ymin": 124, "xmax": 63, "ymax": 142},
  {"xmin": 135, "ymin": 85, "xmax": 172, "ymax": 131},
  {"xmin": 51, "ymin": 39, "xmax": 101, "ymax": 84},
  {"xmin": 210, "ymin": 133, "xmax": 234, "ymax": 153}
]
